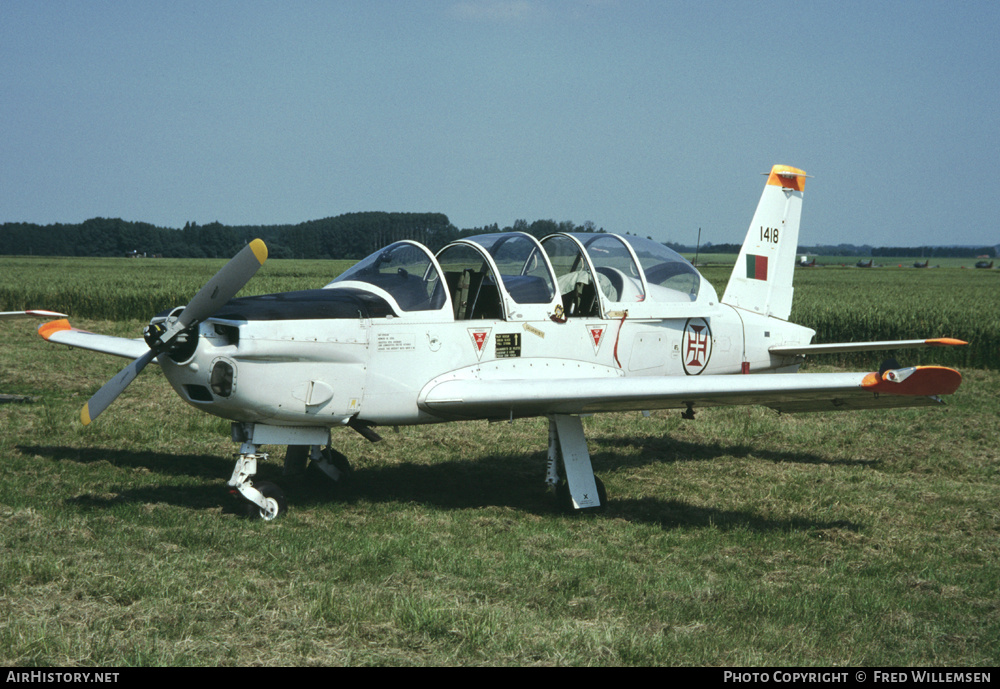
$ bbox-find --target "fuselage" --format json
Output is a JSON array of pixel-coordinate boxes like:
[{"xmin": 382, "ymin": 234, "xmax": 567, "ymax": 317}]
[{"xmin": 157, "ymin": 232, "xmax": 815, "ymax": 428}]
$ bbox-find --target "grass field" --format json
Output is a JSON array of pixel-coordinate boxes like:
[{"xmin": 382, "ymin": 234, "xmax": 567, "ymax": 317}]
[{"xmin": 1, "ymin": 256, "xmax": 998, "ymax": 666}]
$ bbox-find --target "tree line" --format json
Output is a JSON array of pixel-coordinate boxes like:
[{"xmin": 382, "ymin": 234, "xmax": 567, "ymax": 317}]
[
  {"xmin": 2, "ymin": 215, "xmax": 993, "ymax": 259},
  {"xmin": 0, "ymin": 214, "xmax": 611, "ymax": 260},
  {"xmin": 870, "ymin": 245, "xmax": 997, "ymax": 258},
  {"xmin": 0, "ymin": 214, "xmax": 452, "ymax": 260},
  {"xmin": 669, "ymin": 241, "xmax": 997, "ymax": 258}
]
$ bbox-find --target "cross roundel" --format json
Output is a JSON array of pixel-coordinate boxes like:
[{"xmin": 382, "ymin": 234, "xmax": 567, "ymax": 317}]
[{"xmin": 682, "ymin": 318, "xmax": 712, "ymax": 375}]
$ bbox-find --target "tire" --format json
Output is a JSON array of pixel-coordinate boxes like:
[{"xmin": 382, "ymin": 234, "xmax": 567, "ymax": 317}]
[
  {"xmin": 246, "ymin": 480, "xmax": 287, "ymax": 521},
  {"xmin": 309, "ymin": 446, "xmax": 353, "ymax": 485}
]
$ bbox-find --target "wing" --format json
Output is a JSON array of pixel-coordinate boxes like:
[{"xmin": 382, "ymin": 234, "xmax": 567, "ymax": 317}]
[
  {"xmin": 38, "ymin": 319, "xmax": 151, "ymax": 360},
  {"xmin": 418, "ymin": 366, "xmax": 962, "ymax": 419}
]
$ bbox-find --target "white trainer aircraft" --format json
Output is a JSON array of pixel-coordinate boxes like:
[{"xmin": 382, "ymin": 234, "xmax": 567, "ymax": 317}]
[{"xmin": 37, "ymin": 165, "xmax": 965, "ymax": 519}]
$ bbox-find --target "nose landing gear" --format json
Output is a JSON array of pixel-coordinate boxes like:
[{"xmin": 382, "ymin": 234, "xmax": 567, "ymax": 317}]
[
  {"xmin": 228, "ymin": 443, "xmax": 285, "ymax": 520},
  {"xmin": 229, "ymin": 423, "xmax": 351, "ymax": 521}
]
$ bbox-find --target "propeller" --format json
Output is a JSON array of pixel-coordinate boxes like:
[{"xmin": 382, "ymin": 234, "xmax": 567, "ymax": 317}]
[{"xmin": 80, "ymin": 239, "xmax": 268, "ymax": 426}]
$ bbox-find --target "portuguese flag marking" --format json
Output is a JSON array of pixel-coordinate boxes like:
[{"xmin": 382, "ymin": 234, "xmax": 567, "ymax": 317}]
[{"xmin": 746, "ymin": 254, "xmax": 768, "ymax": 281}]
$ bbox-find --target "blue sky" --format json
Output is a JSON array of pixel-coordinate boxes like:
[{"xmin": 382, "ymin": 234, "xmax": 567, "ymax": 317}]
[{"xmin": 3, "ymin": 0, "xmax": 998, "ymax": 248}]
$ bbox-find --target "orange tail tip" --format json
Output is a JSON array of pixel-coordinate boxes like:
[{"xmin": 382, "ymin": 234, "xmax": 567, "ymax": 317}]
[
  {"xmin": 862, "ymin": 366, "xmax": 962, "ymax": 396},
  {"xmin": 38, "ymin": 319, "xmax": 72, "ymax": 341},
  {"xmin": 766, "ymin": 165, "xmax": 808, "ymax": 191}
]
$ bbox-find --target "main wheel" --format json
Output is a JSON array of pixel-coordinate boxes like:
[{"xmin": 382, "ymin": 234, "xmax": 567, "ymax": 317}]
[
  {"xmin": 309, "ymin": 446, "xmax": 353, "ymax": 485},
  {"xmin": 246, "ymin": 480, "xmax": 287, "ymax": 521}
]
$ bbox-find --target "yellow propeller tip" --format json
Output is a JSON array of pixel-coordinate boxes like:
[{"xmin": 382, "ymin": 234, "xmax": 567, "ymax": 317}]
[
  {"xmin": 80, "ymin": 405, "xmax": 92, "ymax": 426},
  {"xmin": 249, "ymin": 238, "xmax": 268, "ymax": 265}
]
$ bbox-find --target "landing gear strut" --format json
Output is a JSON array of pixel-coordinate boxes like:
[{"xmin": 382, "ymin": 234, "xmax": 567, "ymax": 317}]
[
  {"xmin": 228, "ymin": 442, "xmax": 284, "ymax": 519},
  {"xmin": 545, "ymin": 414, "xmax": 606, "ymax": 512}
]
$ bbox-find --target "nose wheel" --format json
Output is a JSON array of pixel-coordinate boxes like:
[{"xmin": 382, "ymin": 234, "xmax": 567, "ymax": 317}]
[
  {"xmin": 229, "ymin": 424, "xmax": 344, "ymax": 520},
  {"xmin": 245, "ymin": 480, "xmax": 287, "ymax": 520},
  {"xmin": 229, "ymin": 443, "xmax": 289, "ymax": 520}
]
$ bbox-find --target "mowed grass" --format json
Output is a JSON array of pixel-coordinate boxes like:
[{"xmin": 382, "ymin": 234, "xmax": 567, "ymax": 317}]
[{"xmin": 1, "ymin": 258, "xmax": 998, "ymax": 666}]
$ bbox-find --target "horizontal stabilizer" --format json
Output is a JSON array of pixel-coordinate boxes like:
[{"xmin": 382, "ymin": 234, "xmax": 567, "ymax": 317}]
[
  {"xmin": 38, "ymin": 319, "xmax": 152, "ymax": 360},
  {"xmin": 770, "ymin": 338, "xmax": 967, "ymax": 356},
  {"xmin": 1, "ymin": 310, "xmax": 68, "ymax": 321}
]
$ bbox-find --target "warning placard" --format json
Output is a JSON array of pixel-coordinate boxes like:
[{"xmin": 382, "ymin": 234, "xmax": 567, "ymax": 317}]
[
  {"xmin": 495, "ymin": 332, "xmax": 522, "ymax": 358},
  {"xmin": 376, "ymin": 332, "xmax": 416, "ymax": 352}
]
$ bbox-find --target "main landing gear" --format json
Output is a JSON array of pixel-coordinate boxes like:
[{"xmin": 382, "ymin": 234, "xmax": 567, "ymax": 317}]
[
  {"xmin": 545, "ymin": 414, "xmax": 606, "ymax": 513},
  {"xmin": 282, "ymin": 444, "xmax": 353, "ymax": 483},
  {"xmin": 228, "ymin": 423, "xmax": 352, "ymax": 520},
  {"xmin": 228, "ymin": 417, "xmax": 606, "ymax": 519}
]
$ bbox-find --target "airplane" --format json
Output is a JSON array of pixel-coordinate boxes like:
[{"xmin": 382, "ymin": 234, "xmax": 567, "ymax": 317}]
[
  {"xmin": 913, "ymin": 260, "xmax": 930, "ymax": 268},
  {"xmin": 35, "ymin": 165, "xmax": 966, "ymax": 520},
  {"xmin": 975, "ymin": 260, "xmax": 993, "ymax": 269},
  {"xmin": 855, "ymin": 259, "xmax": 873, "ymax": 268},
  {"xmin": 798, "ymin": 256, "xmax": 816, "ymax": 267}
]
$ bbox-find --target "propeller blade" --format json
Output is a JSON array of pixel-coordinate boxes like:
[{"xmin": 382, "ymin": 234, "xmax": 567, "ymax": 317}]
[
  {"xmin": 80, "ymin": 348, "xmax": 158, "ymax": 426},
  {"xmin": 175, "ymin": 239, "xmax": 268, "ymax": 331},
  {"xmin": 82, "ymin": 240, "xmax": 267, "ymax": 424}
]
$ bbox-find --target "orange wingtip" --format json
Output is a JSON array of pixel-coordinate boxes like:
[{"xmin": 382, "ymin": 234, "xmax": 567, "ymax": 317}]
[
  {"xmin": 767, "ymin": 165, "xmax": 807, "ymax": 191},
  {"xmin": 925, "ymin": 338, "xmax": 967, "ymax": 347},
  {"xmin": 38, "ymin": 319, "xmax": 72, "ymax": 341},
  {"xmin": 862, "ymin": 366, "xmax": 962, "ymax": 396}
]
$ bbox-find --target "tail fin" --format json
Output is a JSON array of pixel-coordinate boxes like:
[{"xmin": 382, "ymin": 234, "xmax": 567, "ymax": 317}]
[{"xmin": 722, "ymin": 165, "xmax": 807, "ymax": 321}]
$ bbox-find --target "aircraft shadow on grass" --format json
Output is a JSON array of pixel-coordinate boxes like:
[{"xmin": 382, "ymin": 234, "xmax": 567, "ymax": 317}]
[{"xmin": 19, "ymin": 440, "xmax": 865, "ymax": 533}]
